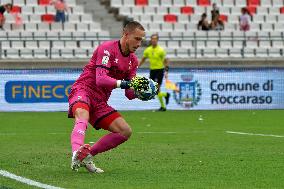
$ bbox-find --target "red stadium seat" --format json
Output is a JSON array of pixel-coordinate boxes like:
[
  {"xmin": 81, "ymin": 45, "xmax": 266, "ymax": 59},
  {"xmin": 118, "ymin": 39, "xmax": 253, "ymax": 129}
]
[
  {"xmin": 247, "ymin": 6, "xmax": 256, "ymax": 14},
  {"xmin": 41, "ymin": 14, "xmax": 55, "ymax": 23},
  {"xmin": 181, "ymin": 6, "xmax": 194, "ymax": 15},
  {"xmin": 39, "ymin": 0, "xmax": 51, "ymax": 5},
  {"xmin": 164, "ymin": 14, "xmax": 177, "ymax": 23},
  {"xmin": 197, "ymin": 0, "xmax": 211, "ymax": 6},
  {"xmin": 219, "ymin": 14, "xmax": 228, "ymax": 22},
  {"xmin": 135, "ymin": 0, "xmax": 148, "ymax": 6},
  {"xmin": 280, "ymin": 7, "xmax": 284, "ymax": 14},
  {"xmin": 247, "ymin": 0, "xmax": 260, "ymax": 7},
  {"xmin": 10, "ymin": 6, "xmax": 21, "ymax": 14}
]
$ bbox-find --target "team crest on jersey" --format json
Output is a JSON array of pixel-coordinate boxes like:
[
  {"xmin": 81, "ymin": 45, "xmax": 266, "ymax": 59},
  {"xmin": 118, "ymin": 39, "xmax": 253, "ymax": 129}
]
[
  {"xmin": 174, "ymin": 74, "xmax": 201, "ymax": 109},
  {"xmin": 102, "ymin": 56, "xmax": 109, "ymax": 65},
  {"xmin": 115, "ymin": 58, "xmax": 119, "ymax": 64}
]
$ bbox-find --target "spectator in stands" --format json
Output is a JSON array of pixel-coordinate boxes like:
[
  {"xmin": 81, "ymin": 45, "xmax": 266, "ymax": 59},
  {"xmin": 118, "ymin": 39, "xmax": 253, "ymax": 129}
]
[
  {"xmin": 0, "ymin": 3, "xmax": 12, "ymax": 30},
  {"xmin": 239, "ymin": 7, "xmax": 251, "ymax": 31},
  {"xmin": 51, "ymin": 0, "xmax": 68, "ymax": 23},
  {"xmin": 210, "ymin": 14, "xmax": 224, "ymax": 30},
  {"xmin": 211, "ymin": 3, "xmax": 220, "ymax": 21},
  {"xmin": 197, "ymin": 13, "xmax": 210, "ymax": 31}
]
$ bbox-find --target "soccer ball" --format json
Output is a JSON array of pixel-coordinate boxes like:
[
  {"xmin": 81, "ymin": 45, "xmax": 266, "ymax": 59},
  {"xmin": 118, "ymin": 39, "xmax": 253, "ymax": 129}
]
[{"xmin": 136, "ymin": 78, "xmax": 157, "ymax": 101}]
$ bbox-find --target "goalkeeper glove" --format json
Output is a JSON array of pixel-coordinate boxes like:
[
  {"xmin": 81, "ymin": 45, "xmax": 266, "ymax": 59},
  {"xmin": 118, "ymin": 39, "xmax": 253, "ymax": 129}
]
[{"xmin": 118, "ymin": 76, "xmax": 149, "ymax": 91}]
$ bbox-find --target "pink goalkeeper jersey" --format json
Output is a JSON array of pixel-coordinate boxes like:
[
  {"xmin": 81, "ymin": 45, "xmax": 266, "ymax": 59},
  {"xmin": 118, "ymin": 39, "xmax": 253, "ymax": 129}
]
[{"xmin": 72, "ymin": 40, "xmax": 138, "ymax": 102}]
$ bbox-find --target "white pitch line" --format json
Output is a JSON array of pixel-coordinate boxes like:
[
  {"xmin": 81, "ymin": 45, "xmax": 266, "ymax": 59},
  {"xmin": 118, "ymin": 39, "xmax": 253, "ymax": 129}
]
[
  {"xmin": 0, "ymin": 170, "xmax": 64, "ymax": 189},
  {"xmin": 226, "ymin": 131, "xmax": 284, "ymax": 138}
]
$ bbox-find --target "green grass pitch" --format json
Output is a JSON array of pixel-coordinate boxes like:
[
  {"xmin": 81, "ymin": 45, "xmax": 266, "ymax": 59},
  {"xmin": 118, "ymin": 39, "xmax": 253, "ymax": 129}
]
[{"xmin": 0, "ymin": 110, "xmax": 284, "ymax": 189}]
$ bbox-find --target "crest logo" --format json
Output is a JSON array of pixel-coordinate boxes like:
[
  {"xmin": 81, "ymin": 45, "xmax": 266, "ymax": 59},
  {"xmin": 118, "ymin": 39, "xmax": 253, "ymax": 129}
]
[
  {"xmin": 174, "ymin": 74, "xmax": 201, "ymax": 108},
  {"xmin": 102, "ymin": 56, "xmax": 109, "ymax": 65}
]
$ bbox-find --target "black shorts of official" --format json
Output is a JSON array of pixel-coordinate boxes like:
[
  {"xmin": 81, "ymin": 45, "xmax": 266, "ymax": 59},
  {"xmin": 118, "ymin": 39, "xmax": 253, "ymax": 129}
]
[{"xmin": 150, "ymin": 69, "xmax": 164, "ymax": 85}]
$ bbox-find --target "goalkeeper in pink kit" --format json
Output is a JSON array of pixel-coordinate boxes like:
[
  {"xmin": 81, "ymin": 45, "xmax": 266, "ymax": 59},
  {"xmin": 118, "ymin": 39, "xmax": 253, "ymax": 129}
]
[{"xmin": 68, "ymin": 21, "xmax": 152, "ymax": 173}]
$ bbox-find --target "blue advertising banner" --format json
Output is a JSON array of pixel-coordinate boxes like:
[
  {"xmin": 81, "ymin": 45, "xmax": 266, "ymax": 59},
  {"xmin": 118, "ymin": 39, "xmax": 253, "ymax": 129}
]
[
  {"xmin": 5, "ymin": 81, "xmax": 73, "ymax": 103},
  {"xmin": 0, "ymin": 68, "xmax": 283, "ymax": 111}
]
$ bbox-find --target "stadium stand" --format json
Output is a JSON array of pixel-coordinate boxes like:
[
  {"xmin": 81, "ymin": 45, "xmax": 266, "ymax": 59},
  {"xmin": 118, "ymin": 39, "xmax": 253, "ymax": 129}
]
[
  {"xmin": 0, "ymin": 0, "xmax": 111, "ymax": 59},
  {"xmin": 0, "ymin": 0, "xmax": 283, "ymax": 59},
  {"xmin": 110, "ymin": 0, "xmax": 284, "ymax": 58}
]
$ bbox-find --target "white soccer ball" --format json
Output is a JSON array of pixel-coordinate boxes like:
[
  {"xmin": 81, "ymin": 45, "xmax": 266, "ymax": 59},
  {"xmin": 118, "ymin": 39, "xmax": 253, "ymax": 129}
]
[{"xmin": 136, "ymin": 78, "xmax": 157, "ymax": 101}]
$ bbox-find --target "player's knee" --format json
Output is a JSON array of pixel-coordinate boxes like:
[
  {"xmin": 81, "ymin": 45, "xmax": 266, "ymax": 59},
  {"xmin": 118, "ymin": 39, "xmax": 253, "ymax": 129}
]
[
  {"xmin": 74, "ymin": 108, "xmax": 89, "ymax": 120},
  {"xmin": 120, "ymin": 126, "xmax": 132, "ymax": 138}
]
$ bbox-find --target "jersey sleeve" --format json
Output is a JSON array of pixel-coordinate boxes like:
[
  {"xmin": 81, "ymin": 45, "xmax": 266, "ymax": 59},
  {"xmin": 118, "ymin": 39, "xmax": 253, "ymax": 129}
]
[{"xmin": 94, "ymin": 45, "xmax": 117, "ymax": 89}]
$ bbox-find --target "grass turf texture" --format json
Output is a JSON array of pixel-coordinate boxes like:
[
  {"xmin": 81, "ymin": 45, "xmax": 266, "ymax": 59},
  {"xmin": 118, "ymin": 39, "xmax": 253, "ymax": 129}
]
[{"xmin": 0, "ymin": 110, "xmax": 284, "ymax": 189}]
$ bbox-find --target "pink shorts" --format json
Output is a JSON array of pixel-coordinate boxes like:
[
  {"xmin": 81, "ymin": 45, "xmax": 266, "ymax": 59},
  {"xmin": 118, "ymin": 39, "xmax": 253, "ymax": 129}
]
[{"xmin": 68, "ymin": 86, "xmax": 121, "ymax": 130}]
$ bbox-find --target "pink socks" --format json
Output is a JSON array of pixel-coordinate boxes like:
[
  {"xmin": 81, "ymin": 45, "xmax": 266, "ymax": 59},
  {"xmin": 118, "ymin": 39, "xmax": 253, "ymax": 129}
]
[
  {"xmin": 71, "ymin": 119, "xmax": 88, "ymax": 152},
  {"xmin": 90, "ymin": 132, "xmax": 128, "ymax": 156}
]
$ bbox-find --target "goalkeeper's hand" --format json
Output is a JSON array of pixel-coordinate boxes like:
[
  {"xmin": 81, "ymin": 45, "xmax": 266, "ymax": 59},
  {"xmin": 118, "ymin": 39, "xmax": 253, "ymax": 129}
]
[{"xmin": 119, "ymin": 76, "xmax": 149, "ymax": 91}]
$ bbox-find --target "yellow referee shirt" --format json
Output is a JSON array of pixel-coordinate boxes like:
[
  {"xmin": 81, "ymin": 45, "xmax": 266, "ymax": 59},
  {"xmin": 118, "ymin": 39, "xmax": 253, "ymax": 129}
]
[{"xmin": 143, "ymin": 45, "xmax": 166, "ymax": 70}]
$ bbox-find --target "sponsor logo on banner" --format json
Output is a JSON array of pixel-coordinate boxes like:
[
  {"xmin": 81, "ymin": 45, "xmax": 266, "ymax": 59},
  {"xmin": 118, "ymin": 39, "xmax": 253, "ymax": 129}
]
[
  {"xmin": 174, "ymin": 74, "xmax": 201, "ymax": 108},
  {"xmin": 5, "ymin": 80, "xmax": 74, "ymax": 103}
]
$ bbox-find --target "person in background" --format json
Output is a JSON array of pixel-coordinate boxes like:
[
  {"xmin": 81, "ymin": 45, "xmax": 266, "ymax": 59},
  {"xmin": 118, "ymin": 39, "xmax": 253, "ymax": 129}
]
[
  {"xmin": 0, "ymin": 3, "xmax": 12, "ymax": 30},
  {"xmin": 239, "ymin": 7, "xmax": 251, "ymax": 31},
  {"xmin": 211, "ymin": 3, "xmax": 220, "ymax": 21},
  {"xmin": 139, "ymin": 34, "xmax": 170, "ymax": 112},
  {"xmin": 197, "ymin": 13, "xmax": 210, "ymax": 31},
  {"xmin": 51, "ymin": 0, "xmax": 68, "ymax": 23},
  {"xmin": 210, "ymin": 14, "xmax": 224, "ymax": 30}
]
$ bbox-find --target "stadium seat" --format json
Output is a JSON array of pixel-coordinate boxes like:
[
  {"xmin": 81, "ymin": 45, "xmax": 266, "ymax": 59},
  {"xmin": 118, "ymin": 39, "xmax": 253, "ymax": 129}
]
[
  {"xmin": 34, "ymin": 31, "xmax": 46, "ymax": 40},
  {"xmin": 41, "ymin": 14, "xmax": 55, "ymax": 23},
  {"xmin": 176, "ymin": 48, "xmax": 190, "ymax": 58},
  {"xmin": 5, "ymin": 49, "xmax": 20, "ymax": 59},
  {"xmin": 197, "ymin": 0, "xmax": 210, "ymax": 6},
  {"xmin": 61, "ymin": 49, "xmax": 74, "ymax": 58},
  {"xmin": 38, "ymin": 23, "xmax": 50, "ymax": 31},
  {"xmin": 268, "ymin": 48, "xmax": 281, "ymax": 57},
  {"xmin": 10, "ymin": 6, "xmax": 22, "ymax": 14},
  {"xmin": 26, "ymin": 0, "xmax": 38, "ymax": 6},
  {"xmin": 148, "ymin": 0, "xmax": 160, "ymax": 6},
  {"xmin": 26, "ymin": 41, "xmax": 38, "ymax": 49},
  {"xmin": 46, "ymin": 6, "xmax": 56, "ymax": 14},
  {"xmin": 135, "ymin": 0, "xmax": 148, "ymax": 6},
  {"xmin": 272, "ymin": 0, "xmax": 284, "ymax": 7},
  {"xmin": 203, "ymin": 49, "xmax": 216, "ymax": 58},
  {"xmin": 219, "ymin": 14, "xmax": 228, "ymax": 22},
  {"xmin": 243, "ymin": 48, "xmax": 255, "ymax": 58},
  {"xmin": 181, "ymin": 6, "xmax": 194, "ymax": 15},
  {"xmin": 39, "ymin": 0, "xmax": 51, "ymax": 6},
  {"xmin": 261, "ymin": 0, "xmax": 272, "ymax": 7},
  {"xmin": 280, "ymin": 7, "xmax": 284, "ymax": 13},
  {"xmin": 164, "ymin": 14, "xmax": 178, "ymax": 23},
  {"xmin": 247, "ymin": 6, "xmax": 257, "ymax": 14},
  {"xmin": 173, "ymin": 0, "xmax": 186, "ymax": 6},
  {"xmin": 161, "ymin": 0, "xmax": 173, "ymax": 6},
  {"xmin": 13, "ymin": 0, "xmax": 25, "ymax": 6},
  {"xmin": 216, "ymin": 48, "xmax": 229, "ymax": 58},
  {"xmin": 255, "ymin": 48, "xmax": 268, "ymax": 57},
  {"xmin": 111, "ymin": 0, "xmax": 123, "ymax": 7},
  {"xmin": 74, "ymin": 49, "xmax": 88, "ymax": 58},
  {"xmin": 20, "ymin": 49, "xmax": 34, "ymax": 59},
  {"xmin": 247, "ymin": 0, "xmax": 260, "ymax": 7},
  {"xmin": 59, "ymin": 31, "xmax": 72, "ymax": 39},
  {"xmin": 65, "ymin": 41, "xmax": 78, "ymax": 49},
  {"xmin": 34, "ymin": 49, "xmax": 48, "ymax": 58},
  {"xmin": 229, "ymin": 49, "xmax": 243, "ymax": 58}
]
